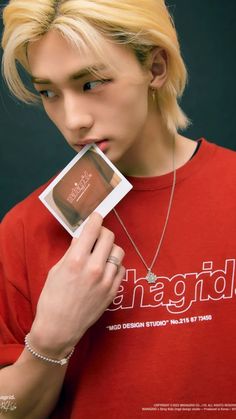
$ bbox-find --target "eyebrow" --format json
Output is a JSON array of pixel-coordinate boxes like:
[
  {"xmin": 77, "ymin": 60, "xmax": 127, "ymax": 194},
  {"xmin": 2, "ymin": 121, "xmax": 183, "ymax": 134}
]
[{"xmin": 31, "ymin": 65, "xmax": 107, "ymax": 84}]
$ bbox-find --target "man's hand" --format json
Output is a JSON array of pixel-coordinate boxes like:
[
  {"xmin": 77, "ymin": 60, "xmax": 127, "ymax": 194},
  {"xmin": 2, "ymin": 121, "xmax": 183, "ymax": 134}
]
[{"xmin": 30, "ymin": 212, "xmax": 125, "ymax": 358}]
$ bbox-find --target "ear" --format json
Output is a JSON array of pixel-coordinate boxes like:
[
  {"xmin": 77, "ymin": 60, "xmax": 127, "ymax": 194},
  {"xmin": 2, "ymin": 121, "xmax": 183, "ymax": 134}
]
[{"xmin": 148, "ymin": 47, "xmax": 168, "ymax": 89}]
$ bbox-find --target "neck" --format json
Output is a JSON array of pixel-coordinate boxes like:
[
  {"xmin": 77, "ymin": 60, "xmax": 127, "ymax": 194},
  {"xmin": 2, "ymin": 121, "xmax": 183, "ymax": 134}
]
[{"xmin": 116, "ymin": 111, "xmax": 196, "ymax": 177}]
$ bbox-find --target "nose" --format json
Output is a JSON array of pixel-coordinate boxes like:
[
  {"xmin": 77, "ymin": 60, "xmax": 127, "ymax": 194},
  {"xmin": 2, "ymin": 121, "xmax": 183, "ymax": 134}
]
[{"xmin": 63, "ymin": 92, "xmax": 94, "ymax": 134}]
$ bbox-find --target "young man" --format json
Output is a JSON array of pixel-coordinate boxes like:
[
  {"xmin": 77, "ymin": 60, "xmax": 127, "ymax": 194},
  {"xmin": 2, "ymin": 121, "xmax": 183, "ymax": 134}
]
[{"xmin": 0, "ymin": 1, "xmax": 235, "ymax": 418}]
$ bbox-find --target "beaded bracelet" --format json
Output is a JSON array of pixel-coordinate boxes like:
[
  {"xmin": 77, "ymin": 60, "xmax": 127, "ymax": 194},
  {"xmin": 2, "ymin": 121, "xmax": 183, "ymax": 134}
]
[{"xmin": 24, "ymin": 334, "xmax": 74, "ymax": 366}]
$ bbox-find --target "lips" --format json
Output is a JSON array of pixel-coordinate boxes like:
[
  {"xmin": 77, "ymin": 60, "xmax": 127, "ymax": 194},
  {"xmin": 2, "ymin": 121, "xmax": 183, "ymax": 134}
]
[
  {"xmin": 76, "ymin": 139, "xmax": 97, "ymax": 146},
  {"xmin": 96, "ymin": 140, "xmax": 109, "ymax": 152},
  {"xmin": 75, "ymin": 139, "xmax": 109, "ymax": 152}
]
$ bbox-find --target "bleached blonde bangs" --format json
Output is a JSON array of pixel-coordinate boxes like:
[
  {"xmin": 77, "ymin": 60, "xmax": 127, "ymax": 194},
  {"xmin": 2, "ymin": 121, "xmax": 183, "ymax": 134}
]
[{"xmin": 1, "ymin": 0, "xmax": 190, "ymax": 134}]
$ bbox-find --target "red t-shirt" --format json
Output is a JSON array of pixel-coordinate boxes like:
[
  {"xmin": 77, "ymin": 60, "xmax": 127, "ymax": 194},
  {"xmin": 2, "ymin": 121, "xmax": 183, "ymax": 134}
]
[{"xmin": 0, "ymin": 139, "xmax": 236, "ymax": 418}]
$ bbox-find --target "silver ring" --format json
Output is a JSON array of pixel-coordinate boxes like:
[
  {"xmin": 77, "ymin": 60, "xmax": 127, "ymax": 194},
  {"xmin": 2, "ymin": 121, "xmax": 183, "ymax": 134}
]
[{"xmin": 106, "ymin": 255, "xmax": 120, "ymax": 271}]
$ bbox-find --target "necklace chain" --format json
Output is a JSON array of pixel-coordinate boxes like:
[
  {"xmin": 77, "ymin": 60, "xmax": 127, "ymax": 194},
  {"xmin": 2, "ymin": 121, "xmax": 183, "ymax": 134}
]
[{"xmin": 113, "ymin": 136, "xmax": 176, "ymax": 284}]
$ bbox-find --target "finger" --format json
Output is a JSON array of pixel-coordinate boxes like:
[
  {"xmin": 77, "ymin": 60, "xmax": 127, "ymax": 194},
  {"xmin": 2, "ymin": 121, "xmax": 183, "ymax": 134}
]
[
  {"xmin": 90, "ymin": 227, "xmax": 115, "ymax": 267},
  {"xmin": 102, "ymin": 244, "xmax": 125, "ymax": 279},
  {"xmin": 110, "ymin": 265, "xmax": 126, "ymax": 298},
  {"xmin": 68, "ymin": 212, "xmax": 103, "ymax": 258}
]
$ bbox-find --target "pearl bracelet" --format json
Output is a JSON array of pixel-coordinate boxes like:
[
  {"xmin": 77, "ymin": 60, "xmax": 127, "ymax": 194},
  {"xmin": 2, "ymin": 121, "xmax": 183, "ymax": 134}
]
[{"xmin": 24, "ymin": 334, "xmax": 74, "ymax": 366}]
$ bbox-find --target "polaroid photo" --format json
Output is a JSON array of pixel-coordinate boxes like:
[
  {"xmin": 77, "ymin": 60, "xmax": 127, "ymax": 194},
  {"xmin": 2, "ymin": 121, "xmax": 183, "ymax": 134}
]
[{"xmin": 39, "ymin": 143, "xmax": 133, "ymax": 237}]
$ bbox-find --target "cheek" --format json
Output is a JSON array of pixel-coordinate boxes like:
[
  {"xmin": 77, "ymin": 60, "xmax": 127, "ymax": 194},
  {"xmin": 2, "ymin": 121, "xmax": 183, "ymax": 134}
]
[
  {"xmin": 106, "ymin": 84, "xmax": 149, "ymax": 125},
  {"xmin": 42, "ymin": 102, "xmax": 55, "ymax": 121},
  {"xmin": 43, "ymin": 103, "xmax": 65, "ymax": 132},
  {"xmin": 120, "ymin": 89, "xmax": 149, "ymax": 131}
]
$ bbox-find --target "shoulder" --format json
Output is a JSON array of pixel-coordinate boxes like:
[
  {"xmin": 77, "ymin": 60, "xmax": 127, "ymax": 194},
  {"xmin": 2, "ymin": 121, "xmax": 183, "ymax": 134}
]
[
  {"xmin": 201, "ymin": 138, "xmax": 236, "ymax": 176},
  {"xmin": 0, "ymin": 177, "xmax": 69, "ymax": 271},
  {"xmin": 198, "ymin": 139, "xmax": 236, "ymax": 209},
  {"xmin": 206, "ymin": 138, "xmax": 236, "ymax": 161},
  {"xmin": 1, "ymin": 178, "xmax": 58, "ymax": 236}
]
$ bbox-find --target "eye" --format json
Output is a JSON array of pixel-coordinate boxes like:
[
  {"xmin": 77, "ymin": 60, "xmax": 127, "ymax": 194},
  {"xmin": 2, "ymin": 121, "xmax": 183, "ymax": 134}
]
[
  {"xmin": 83, "ymin": 79, "xmax": 111, "ymax": 92},
  {"xmin": 39, "ymin": 90, "xmax": 57, "ymax": 99}
]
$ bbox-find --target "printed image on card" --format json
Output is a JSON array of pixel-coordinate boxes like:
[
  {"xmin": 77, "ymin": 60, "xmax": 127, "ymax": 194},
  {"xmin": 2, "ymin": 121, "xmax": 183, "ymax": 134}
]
[{"xmin": 39, "ymin": 144, "xmax": 132, "ymax": 237}]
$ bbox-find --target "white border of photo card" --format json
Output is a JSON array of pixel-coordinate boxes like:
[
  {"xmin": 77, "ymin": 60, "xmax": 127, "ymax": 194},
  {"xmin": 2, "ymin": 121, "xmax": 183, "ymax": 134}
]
[{"xmin": 39, "ymin": 143, "xmax": 133, "ymax": 237}]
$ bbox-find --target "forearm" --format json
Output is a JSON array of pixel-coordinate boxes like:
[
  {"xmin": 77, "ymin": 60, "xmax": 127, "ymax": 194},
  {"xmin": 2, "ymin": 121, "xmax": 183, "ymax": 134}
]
[
  {"xmin": 0, "ymin": 348, "xmax": 67, "ymax": 419},
  {"xmin": 0, "ymin": 214, "xmax": 125, "ymax": 418}
]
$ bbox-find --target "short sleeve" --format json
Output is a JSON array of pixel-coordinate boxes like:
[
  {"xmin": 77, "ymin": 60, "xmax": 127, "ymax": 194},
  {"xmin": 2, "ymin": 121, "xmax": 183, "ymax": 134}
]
[{"xmin": 0, "ymin": 212, "xmax": 33, "ymax": 366}]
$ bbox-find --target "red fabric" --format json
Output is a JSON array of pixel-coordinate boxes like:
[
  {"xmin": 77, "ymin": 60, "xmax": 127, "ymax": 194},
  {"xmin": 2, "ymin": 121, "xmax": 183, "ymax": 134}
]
[{"xmin": 0, "ymin": 139, "xmax": 236, "ymax": 418}]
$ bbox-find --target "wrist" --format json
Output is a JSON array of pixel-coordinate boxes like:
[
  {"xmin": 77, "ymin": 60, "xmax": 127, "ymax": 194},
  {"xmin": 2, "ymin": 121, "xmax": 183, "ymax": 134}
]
[
  {"xmin": 24, "ymin": 334, "xmax": 74, "ymax": 366},
  {"xmin": 29, "ymin": 323, "xmax": 75, "ymax": 360}
]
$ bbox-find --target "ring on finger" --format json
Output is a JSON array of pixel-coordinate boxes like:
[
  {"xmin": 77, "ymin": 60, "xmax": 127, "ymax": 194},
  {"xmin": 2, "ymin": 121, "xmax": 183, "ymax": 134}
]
[{"xmin": 106, "ymin": 255, "xmax": 121, "ymax": 272}]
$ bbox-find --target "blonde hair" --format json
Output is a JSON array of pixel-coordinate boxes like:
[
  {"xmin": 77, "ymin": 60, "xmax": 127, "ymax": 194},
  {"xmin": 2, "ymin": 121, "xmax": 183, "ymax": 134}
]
[{"xmin": 1, "ymin": 0, "xmax": 189, "ymax": 134}]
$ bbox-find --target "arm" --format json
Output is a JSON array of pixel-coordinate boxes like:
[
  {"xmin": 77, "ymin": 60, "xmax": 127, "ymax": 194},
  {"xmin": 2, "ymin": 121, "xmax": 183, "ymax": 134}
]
[
  {"xmin": 0, "ymin": 349, "xmax": 67, "ymax": 419},
  {"xmin": 0, "ymin": 213, "xmax": 125, "ymax": 418}
]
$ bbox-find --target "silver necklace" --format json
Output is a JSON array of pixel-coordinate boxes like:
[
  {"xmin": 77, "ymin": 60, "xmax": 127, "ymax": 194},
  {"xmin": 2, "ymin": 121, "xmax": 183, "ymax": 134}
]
[{"xmin": 113, "ymin": 136, "xmax": 176, "ymax": 285}]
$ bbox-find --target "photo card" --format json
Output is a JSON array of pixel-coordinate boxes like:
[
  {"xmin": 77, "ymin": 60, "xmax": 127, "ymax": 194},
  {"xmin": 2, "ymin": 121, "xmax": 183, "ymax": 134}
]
[{"xmin": 39, "ymin": 143, "xmax": 133, "ymax": 237}]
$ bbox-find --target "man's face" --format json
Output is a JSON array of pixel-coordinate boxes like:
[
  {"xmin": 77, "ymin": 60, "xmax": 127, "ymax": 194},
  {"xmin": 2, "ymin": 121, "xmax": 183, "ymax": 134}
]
[{"xmin": 28, "ymin": 30, "xmax": 153, "ymax": 168}]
